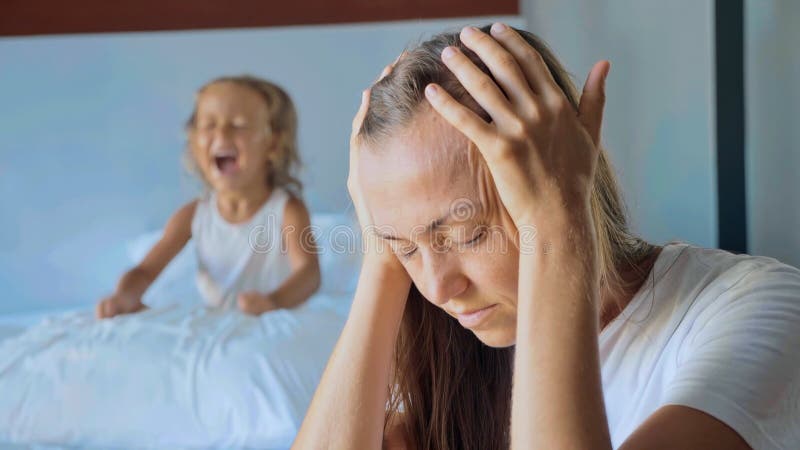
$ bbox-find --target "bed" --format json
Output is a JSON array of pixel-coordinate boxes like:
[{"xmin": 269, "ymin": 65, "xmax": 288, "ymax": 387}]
[{"xmin": 0, "ymin": 213, "xmax": 359, "ymax": 449}]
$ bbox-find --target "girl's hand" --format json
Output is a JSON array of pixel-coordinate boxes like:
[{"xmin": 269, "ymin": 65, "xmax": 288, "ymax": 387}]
[
  {"xmin": 348, "ymin": 57, "xmax": 410, "ymax": 275},
  {"xmin": 237, "ymin": 291, "xmax": 278, "ymax": 315},
  {"xmin": 95, "ymin": 292, "xmax": 147, "ymax": 319},
  {"xmin": 424, "ymin": 24, "xmax": 609, "ymax": 237}
]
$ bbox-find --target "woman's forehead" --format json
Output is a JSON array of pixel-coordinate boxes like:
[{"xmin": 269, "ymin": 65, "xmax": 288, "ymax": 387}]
[{"xmin": 360, "ymin": 112, "xmax": 482, "ymax": 234}]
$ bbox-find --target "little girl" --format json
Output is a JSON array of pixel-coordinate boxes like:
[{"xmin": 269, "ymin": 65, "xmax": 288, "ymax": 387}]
[{"xmin": 96, "ymin": 75, "xmax": 320, "ymax": 318}]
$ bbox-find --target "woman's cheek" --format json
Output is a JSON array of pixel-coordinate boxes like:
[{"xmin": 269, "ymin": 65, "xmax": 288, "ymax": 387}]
[
  {"xmin": 469, "ymin": 236, "xmax": 519, "ymax": 299},
  {"xmin": 400, "ymin": 257, "xmax": 427, "ymax": 293}
]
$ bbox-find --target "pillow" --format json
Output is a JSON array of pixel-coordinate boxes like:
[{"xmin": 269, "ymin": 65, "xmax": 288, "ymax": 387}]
[{"xmin": 309, "ymin": 212, "xmax": 361, "ymax": 297}]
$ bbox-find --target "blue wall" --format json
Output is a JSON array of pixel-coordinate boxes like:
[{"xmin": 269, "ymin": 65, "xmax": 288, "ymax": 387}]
[
  {"xmin": 0, "ymin": 16, "xmax": 523, "ymax": 314},
  {"xmin": 523, "ymin": 0, "xmax": 718, "ymax": 249},
  {"xmin": 745, "ymin": 1, "xmax": 800, "ymax": 268}
]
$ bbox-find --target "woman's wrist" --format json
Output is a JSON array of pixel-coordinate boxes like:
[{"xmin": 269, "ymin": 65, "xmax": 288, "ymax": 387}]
[
  {"xmin": 360, "ymin": 253, "xmax": 410, "ymax": 289},
  {"xmin": 517, "ymin": 206, "xmax": 596, "ymax": 258}
]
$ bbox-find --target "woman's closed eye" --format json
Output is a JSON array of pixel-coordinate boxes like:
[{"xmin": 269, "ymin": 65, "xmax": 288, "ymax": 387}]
[
  {"xmin": 444, "ymin": 223, "xmax": 488, "ymax": 250},
  {"xmin": 462, "ymin": 226, "xmax": 487, "ymax": 246},
  {"xmin": 395, "ymin": 226, "xmax": 488, "ymax": 260},
  {"xmin": 395, "ymin": 241, "xmax": 418, "ymax": 260}
]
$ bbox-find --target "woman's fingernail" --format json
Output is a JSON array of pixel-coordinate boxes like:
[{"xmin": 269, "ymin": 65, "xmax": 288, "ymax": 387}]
[
  {"xmin": 425, "ymin": 84, "xmax": 439, "ymax": 98},
  {"xmin": 442, "ymin": 46, "xmax": 457, "ymax": 60},
  {"xmin": 462, "ymin": 26, "xmax": 479, "ymax": 37},
  {"xmin": 491, "ymin": 22, "xmax": 508, "ymax": 34}
]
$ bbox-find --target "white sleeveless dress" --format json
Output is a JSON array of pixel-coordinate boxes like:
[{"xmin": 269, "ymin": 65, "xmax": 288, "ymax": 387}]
[{"xmin": 190, "ymin": 188, "xmax": 293, "ymax": 309}]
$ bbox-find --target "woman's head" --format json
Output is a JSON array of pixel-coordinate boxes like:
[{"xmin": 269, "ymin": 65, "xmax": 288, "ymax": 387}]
[
  {"xmin": 185, "ymin": 75, "xmax": 301, "ymax": 194},
  {"xmin": 359, "ymin": 25, "xmax": 651, "ymax": 348},
  {"xmin": 360, "ymin": 111, "xmax": 520, "ymax": 347},
  {"xmin": 358, "ymin": 25, "xmax": 653, "ymax": 449}
]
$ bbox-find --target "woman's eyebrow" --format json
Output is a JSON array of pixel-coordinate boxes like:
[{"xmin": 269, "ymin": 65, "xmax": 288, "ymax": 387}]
[
  {"xmin": 375, "ymin": 213, "xmax": 452, "ymax": 241},
  {"xmin": 426, "ymin": 215, "xmax": 450, "ymax": 232}
]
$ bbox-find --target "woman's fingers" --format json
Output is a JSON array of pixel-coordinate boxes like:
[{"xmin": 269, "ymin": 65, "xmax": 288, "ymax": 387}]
[
  {"xmin": 424, "ymin": 83, "xmax": 495, "ymax": 152},
  {"xmin": 440, "ymin": 45, "xmax": 518, "ymax": 125},
  {"xmin": 351, "ymin": 89, "xmax": 370, "ymax": 136},
  {"xmin": 578, "ymin": 61, "xmax": 610, "ymax": 146},
  {"xmin": 488, "ymin": 23, "xmax": 562, "ymax": 101},
  {"xmin": 457, "ymin": 26, "xmax": 535, "ymax": 111}
]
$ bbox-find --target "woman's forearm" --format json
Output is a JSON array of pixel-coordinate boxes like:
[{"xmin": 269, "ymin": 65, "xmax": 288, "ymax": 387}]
[
  {"xmin": 292, "ymin": 258, "xmax": 411, "ymax": 450},
  {"xmin": 511, "ymin": 222, "xmax": 611, "ymax": 450}
]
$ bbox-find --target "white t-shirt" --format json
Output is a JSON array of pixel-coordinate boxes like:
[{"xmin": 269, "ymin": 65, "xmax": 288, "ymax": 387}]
[{"xmin": 600, "ymin": 242, "xmax": 800, "ymax": 449}]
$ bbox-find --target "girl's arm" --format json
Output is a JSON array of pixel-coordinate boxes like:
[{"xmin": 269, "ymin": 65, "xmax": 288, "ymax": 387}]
[
  {"xmin": 238, "ymin": 197, "xmax": 320, "ymax": 314},
  {"xmin": 96, "ymin": 200, "xmax": 196, "ymax": 318},
  {"xmin": 268, "ymin": 197, "xmax": 321, "ymax": 309},
  {"xmin": 270, "ymin": 197, "xmax": 321, "ymax": 308}
]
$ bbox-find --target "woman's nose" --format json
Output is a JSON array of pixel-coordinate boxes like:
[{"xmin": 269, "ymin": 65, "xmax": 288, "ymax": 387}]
[{"xmin": 423, "ymin": 255, "xmax": 469, "ymax": 306}]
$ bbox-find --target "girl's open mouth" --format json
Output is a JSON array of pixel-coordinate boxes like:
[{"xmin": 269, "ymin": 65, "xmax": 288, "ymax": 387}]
[
  {"xmin": 212, "ymin": 149, "xmax": 240, "ymax": 176},
  {"xmin": 214, "ymin": 155, "xmax": 239, "ymax": 175}
]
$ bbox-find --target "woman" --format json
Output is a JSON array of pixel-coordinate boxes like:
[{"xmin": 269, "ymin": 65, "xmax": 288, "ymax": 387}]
[{"xmin": 294, "ymin": 24, "xmax": 800, "ymax": 449}]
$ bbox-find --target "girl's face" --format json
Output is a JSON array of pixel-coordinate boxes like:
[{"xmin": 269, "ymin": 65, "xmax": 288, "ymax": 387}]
[
  {"xmin": 361, "ymin": 109, "xmax": 520, "ymax": 348},
  {"xmin": 190, "ymin": 82, "xmax": 274, "ymax": 193}
]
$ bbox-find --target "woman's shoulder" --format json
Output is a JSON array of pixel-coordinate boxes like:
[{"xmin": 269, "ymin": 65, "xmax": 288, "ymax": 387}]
[
  {"xmin": 616, "ymin": 242, "xmax": 800, "ymax": 347},
  {"xmin": 659, "ymin": 242, "xmax": 800, "ymax": 304},
  {"xmin": 656, "ymin": 242, "xmax": 800, "ymax": 361},
  {"xmin": 653, "ymin": 244, "xmax": 800, "ymax": 450}
]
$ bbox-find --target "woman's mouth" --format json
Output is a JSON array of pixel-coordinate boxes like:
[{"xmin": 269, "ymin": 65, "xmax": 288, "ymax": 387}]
[{"xmin": 455, "ymin": 304, "xmax": 498, "ymax": 329}]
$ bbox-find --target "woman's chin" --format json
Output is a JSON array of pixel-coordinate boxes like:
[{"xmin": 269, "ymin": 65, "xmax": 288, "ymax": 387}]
[{"xmin": 472, "ymin": 327, "xmax": 516, "ymax": 348}]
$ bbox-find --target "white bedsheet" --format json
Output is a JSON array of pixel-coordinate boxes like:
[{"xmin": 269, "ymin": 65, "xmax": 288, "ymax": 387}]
[{"xmin": 0, "ymin": 295, "xmax": 348, "ymax": 449}]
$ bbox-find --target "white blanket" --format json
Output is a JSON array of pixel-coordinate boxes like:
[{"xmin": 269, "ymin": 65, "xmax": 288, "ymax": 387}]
[{"xmin": 0, "ymin": 296, "xmax": 348, "ymax": 449}]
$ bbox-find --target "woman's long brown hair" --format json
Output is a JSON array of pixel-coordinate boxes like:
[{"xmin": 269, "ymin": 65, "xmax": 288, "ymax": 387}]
[
  {"xmin": 360, "ymin": 25, "xmax": 654, "ymax": 450},
  {"xmin": 389, "ymin": 285, "xmax": 514, "ymax": 449}
]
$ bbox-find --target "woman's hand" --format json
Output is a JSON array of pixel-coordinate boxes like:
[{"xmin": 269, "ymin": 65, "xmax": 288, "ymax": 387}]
[
  {"xmin": 424, "ymin": 24, "xmax": 614, "ymax": 449},
  {"xmin": 424, "ymin": 24, "xmax": 609, "ymax": 238},
  {"xmin": 348, "ymin": 59, "xmax": 409, "ymax": 276}
]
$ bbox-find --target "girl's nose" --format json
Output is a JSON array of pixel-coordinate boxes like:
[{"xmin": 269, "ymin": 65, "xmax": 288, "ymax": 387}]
[{"xmin": 213, "ymin": 123, "xmax": 235, "ymax": 142}]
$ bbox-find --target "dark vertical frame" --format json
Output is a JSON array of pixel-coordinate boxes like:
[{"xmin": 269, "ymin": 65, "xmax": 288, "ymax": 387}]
[{"xmin": 715, "ymin": 0, "xmax": 748, "ymax": 252}]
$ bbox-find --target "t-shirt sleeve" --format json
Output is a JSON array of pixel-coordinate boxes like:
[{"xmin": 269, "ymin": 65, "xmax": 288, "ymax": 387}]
[{"xmin": 663, "ymin": 261, "xmax": 800, "ymax": 450}]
